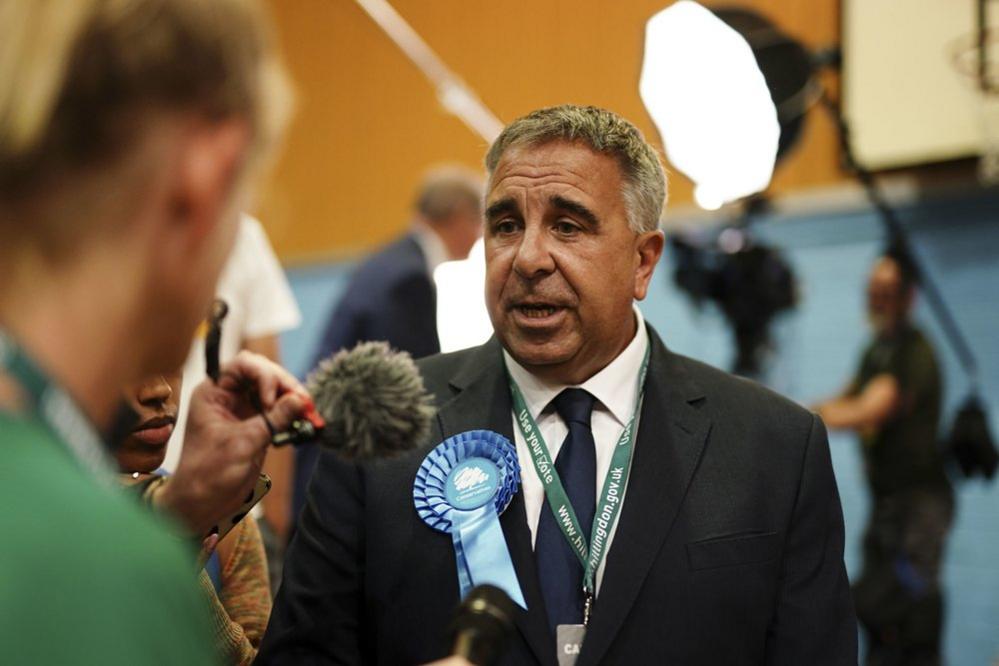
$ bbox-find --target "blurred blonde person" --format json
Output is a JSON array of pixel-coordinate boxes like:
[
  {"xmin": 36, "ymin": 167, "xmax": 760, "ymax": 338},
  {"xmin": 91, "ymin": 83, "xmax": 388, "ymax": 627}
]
[{"xmin": 0, "ymin": 1, "xmax": 301, "ymax": 663}]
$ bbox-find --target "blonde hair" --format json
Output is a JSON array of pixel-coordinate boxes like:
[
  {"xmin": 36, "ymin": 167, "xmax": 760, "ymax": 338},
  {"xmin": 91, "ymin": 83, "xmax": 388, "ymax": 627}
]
[
  {"xmin": 485, "ymin": 105, "xmax": 667, "ymax": 233},
  {"xmin": 0, "ymin": 0, "xmax": 291, "ymax": 252}
]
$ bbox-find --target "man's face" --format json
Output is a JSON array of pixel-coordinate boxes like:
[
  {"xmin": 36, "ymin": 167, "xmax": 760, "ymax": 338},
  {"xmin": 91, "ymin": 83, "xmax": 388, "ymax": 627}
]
[
  {"xmin": 140, "ymin": 119, "xmax": 250, "ymax": 377},
  {"xmin": 866, "ymin": 256, "xmax": 911, "ymax": 336},
  {"xmin": 116, "ymin": 373, "xmax": 182, "ymax": 473},
  {"xmin": 484, "ymin": 140, "xmax": 663, "ymax": 384},
  {"xmin": 149, "ymin": 202, "xmax": 243, "ymax": 376}
]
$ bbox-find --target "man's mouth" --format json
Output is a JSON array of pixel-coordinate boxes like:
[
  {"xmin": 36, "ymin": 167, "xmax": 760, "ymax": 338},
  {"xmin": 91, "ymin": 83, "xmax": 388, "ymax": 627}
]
[
  {"xmin": 509, "ymin": 300, "xmax": 570, "ymax": 327},
  {"xmin": 130, "ymin": 415, "xmax": 176, "ymax": 447},
  {"xmin": 135, "ymin": 415, "xmax": 176, "ymax": 432},
  {"xmin": 516, "ymin": 303, "xmax": 561, "ymax": 318}
]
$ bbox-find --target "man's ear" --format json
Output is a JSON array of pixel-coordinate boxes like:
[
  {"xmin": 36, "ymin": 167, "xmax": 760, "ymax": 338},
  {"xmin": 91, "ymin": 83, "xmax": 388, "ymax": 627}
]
[
  {"xmin": 168, "ymin": 119, "xmax": 252, "ymax": 241},
  {"xmin": 633, "ymin": 229, "xmax": 665, "ymax": 300}
]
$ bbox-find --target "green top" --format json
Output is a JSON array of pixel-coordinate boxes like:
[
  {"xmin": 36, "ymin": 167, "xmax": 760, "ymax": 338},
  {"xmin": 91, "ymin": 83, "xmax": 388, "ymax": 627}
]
[
  {"xmin": 0, "ymin": 412, "xmax": 216, "ymax": 665},
  {"xmin": 852, "ymin": 324, "xmax": 947, "ymax": 498}
]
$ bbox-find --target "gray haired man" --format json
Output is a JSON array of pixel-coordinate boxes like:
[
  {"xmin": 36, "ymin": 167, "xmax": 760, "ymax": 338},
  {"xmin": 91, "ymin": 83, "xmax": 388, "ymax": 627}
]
[{"xmin": 260, "ymin": 105, "xmax": 856, "ymax": 666}]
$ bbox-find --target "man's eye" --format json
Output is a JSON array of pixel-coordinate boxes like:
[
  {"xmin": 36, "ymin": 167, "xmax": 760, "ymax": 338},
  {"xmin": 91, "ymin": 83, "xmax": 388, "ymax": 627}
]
[
  {"xmin": 554, "ymin": 221, "xmax": 579, "ymax": 235},
  {"xmin": 493, "ymin": 219, "xmax": 519, "ymax": 235}
]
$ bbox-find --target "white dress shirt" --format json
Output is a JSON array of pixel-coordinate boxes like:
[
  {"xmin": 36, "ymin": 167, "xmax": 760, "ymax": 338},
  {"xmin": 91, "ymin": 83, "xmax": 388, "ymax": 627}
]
[{"xmin": 503, "ymin": 306, "xmax": 648, "ymax": 592}]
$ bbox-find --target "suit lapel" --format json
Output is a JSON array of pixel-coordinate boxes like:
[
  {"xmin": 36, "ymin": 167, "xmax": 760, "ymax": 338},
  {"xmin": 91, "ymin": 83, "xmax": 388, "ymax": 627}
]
[
  {"xmin": 435, "ymin": 339, "xmax": 555, "ymax": 666},
  {"xmin": 577, "ymin": 330, "xmax": 712, "ymax": 666}
]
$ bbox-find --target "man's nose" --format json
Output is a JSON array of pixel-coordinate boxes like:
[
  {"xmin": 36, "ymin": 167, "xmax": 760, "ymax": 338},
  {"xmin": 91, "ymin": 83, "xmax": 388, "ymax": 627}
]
[
  {"xmin": 512, "ymin": 224, "xmax": 555, "ymax": 279},
  {"xmin": 137, "ymin": 376, "xmax": 173, "ymax": 407}
]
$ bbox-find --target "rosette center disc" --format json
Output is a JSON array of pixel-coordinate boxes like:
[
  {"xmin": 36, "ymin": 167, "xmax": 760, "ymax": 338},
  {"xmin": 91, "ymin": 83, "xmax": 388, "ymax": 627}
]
[{"xmin": 445, "ymin": 457, "xmax": 500, "ymax": 510}]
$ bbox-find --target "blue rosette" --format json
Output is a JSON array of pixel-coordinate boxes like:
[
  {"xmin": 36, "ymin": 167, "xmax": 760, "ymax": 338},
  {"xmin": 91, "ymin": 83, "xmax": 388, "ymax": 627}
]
[{"xmin": 413, "ymin": 430, "xmax": 526, "ymax": 608}]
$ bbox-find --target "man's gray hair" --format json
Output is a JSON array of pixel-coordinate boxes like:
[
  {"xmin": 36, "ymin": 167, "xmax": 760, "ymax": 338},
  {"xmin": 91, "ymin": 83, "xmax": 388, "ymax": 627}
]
[{"xmin": 484, "ymin": 105, "xmax": 667, "ymax": 233}]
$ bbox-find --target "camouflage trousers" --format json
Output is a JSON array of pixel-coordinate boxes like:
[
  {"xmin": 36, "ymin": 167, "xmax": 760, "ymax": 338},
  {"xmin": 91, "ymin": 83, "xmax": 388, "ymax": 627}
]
[{"xmin": 853, "ymin": 483, "xmax": 955, "ymax": 666}]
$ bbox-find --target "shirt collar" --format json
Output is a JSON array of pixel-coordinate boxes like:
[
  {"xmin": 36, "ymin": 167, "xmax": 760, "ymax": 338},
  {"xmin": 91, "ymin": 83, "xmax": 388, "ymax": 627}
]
[
  {"xmin": 412, "ymin": 223, "xmax": 450, "ymax": 275},
  {"xmin": 503, "ymin": 305, "xmax": 649, "ymax": 426}
]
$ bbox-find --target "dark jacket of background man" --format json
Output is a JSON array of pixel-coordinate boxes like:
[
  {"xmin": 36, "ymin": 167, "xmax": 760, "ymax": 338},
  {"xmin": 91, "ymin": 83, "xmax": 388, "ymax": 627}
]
[{"xmin": 318, "ymin": 232, "xmax": 441, "ymax": 361}]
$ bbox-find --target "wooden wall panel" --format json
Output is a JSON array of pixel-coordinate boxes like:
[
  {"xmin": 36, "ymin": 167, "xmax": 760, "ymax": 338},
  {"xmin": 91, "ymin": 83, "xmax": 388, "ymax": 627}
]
[{"xmin": 259, "ymin": 0, "xmax": 843, "ymax": 262}]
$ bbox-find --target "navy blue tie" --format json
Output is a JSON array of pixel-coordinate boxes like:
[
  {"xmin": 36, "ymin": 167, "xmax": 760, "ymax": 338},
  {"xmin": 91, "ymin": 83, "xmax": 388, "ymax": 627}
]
[{"xmin": 535, "ymin": 388, "xmax": 597, "ymax": 634}]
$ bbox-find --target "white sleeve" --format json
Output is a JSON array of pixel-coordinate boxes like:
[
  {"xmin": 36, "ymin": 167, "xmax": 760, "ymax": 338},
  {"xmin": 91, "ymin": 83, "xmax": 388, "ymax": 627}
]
[{"xmin": 236, "ymin": 214, "xmax": 302, "ymax": 339}]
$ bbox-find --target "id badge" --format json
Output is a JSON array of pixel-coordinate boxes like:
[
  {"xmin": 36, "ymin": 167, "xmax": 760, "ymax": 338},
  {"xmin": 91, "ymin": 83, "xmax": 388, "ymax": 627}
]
[{"xmin": 556, "ymin": 624, "xmax": 586, "ymax": 666}]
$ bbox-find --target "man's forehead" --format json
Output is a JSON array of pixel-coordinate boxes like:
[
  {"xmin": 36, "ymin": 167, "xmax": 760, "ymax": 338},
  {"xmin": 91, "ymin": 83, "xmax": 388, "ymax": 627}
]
[
  {"xmin": 492, "ymin": 140, "xmax": 607, "ymax": 172},
  {"xmin": 486, "ymin": 140, "xmax": 623, "ymax": 201}
]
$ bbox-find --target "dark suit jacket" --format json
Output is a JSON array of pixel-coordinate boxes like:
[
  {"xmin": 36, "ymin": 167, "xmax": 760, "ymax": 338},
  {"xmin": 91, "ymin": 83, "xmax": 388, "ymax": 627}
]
[
  {"xmin": 314, "ymin": 233, "xmax": 440, "ymax": 362},
  {"xmin": 261, "ymin": 327, "xmax": 857, "ymax": 666},
  {"xmin": 294, "ymin": 234, "xmax": 440, "ymax": 518}
]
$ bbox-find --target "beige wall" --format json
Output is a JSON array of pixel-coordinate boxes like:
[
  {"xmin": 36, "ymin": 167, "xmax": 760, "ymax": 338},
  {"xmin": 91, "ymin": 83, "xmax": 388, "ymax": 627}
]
[{"xmin": 259, "ymin": 0, "xmax": 843, "ymax": 262}]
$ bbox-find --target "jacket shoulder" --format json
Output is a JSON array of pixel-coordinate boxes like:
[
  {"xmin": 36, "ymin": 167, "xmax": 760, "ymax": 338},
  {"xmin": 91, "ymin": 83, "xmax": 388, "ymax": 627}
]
[
  {"xmin": 669, "ymin": 352, "xmax": 818, "ymax": 440},
  {"xmin": 414, "ymin": 345, "xmax": 483, "ymax": 402}
]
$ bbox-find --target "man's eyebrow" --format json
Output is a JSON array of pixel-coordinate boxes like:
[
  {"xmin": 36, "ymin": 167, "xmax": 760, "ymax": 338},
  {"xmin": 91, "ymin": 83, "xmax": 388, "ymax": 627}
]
[
  {"xmin": 484, "ymin": 197, "xmax": 518, "ymax": 221},
  {"xmin": 550, "ymin": 195, "xmax": 599, "ymax": 227}
]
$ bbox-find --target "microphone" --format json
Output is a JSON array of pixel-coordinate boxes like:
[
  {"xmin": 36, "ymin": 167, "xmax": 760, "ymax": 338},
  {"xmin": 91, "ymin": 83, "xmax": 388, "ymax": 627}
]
[
  {"xmin": 202, "ymin": 300, "xmax": 433, "ymax": 456},
  {"xmin": 275, "ymin": 341, "xmax": 436, "ymax": 459},
  {"xmin": 449, "ymin": 584, "xmax": 517, "ymax": 666}
]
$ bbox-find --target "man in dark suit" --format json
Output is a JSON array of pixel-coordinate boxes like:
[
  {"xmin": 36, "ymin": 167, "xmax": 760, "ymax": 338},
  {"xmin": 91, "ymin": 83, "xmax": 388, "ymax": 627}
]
[
  {"xmin": 293, "ymin": 166, "xmax": 483, "ymax": 518},
  {"xmin": 261, "ymin": 105, "xmax": 857, "ymax": 665}
]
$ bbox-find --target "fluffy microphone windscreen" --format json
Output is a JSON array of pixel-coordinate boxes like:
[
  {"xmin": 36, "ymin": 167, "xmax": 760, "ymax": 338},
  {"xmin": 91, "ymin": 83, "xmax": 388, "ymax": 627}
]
[{"xmin": 306, "ymin": 341, "xmax": 436, "ymax": 460}]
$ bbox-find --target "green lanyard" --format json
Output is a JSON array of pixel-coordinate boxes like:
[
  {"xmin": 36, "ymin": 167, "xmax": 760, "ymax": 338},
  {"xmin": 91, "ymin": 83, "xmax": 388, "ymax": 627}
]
[
  {"xmin": 0, "ymin": 330, "xmax": 114, "ymax": 484},
  {"xmin": 506, "ymin": 344, "xmax": 650, "ymax": 622}
]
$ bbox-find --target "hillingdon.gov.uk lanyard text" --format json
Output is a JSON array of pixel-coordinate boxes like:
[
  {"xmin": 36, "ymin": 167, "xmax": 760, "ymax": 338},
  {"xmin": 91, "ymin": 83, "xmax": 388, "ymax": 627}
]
[{"xmin": 506, "ymin": 344, "xmax": 649, "ymax": 624}]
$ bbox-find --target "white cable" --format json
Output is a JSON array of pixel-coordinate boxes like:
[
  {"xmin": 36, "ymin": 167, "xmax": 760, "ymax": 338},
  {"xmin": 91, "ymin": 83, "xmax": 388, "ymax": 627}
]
[{"xmin": 353, "ymin": 0, "xmax": 504, "ymax": 142}]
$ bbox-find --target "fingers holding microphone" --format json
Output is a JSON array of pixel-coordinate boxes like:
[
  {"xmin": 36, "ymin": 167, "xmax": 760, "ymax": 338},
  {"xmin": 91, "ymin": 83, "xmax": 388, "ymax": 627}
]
[
  {"xmin": 158, "ymin": 351, "xmax": 310, "ymax": 536},
  {"xmin": 212, "ymin": 350, "xmax": 311, "ymax": 426},
  {"xmin": 154, "ymin": 340, "xmax": 436, "ymax": 539}
]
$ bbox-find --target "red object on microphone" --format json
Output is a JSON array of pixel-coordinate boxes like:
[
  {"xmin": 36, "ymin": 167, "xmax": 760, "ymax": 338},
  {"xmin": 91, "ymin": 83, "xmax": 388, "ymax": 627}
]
[{"xmin": 302, "ymin": 401, "xmax": 326, "ymax": 430}]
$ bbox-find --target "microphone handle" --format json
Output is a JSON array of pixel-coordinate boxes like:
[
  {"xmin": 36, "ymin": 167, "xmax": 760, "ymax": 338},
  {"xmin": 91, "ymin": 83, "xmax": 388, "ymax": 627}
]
[
  {"xmin": 452, "ymin": 627, "xmax": 503, "ymax": 666},
  {"xmin": 271, "ymin": 419, "xmax": 319, "ymax": 447}
]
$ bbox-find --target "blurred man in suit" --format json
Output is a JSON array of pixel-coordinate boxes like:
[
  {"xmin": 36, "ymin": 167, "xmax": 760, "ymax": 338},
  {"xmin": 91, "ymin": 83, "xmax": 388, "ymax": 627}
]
[
  {"xmin": 262, "ymin": 105, "xmax": 856, "ymax": 665},
  {"xmin": 293, "ymin": 166, "xmax": 482, "ymax": 519}
]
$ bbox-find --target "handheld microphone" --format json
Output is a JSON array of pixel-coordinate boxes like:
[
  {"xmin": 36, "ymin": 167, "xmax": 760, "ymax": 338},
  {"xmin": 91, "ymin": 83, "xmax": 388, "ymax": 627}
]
[
  {"xmin": 204, "ymin": 298, "xmax": 435, "ymax": 457},
  {"xmin": 448, "ymin": 584, "xmax": 517, "ymax": 666},
  {"xmin": 296, "ymin": 340, "xmax": 436, "ymax": 459}
]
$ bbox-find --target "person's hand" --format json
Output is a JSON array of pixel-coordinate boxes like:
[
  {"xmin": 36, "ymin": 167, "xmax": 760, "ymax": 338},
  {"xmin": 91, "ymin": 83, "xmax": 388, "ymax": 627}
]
[
  {"xmin": 157, "ymin": 351, "xmax": 309, "ymax": 535},
  {"xmin": 197, "ymin": 533, "xmax": 220, "ymax": 566}
]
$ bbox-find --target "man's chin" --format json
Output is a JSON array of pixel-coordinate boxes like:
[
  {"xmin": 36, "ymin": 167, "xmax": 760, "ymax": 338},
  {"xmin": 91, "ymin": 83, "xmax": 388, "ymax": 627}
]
[
  {"xmin": 501, "ymin": 335, "xmax": 577, "ymax": 370},
  {"xmin": 867, "ymin": 314, "xmax": 897, "ymax": 338}
]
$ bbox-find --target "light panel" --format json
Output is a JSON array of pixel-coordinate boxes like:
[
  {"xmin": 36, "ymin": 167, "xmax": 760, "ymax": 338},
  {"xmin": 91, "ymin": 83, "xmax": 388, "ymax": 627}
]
[{"xmin": 640, "ymin": 1, "xmax": 780, "ymax": 209}]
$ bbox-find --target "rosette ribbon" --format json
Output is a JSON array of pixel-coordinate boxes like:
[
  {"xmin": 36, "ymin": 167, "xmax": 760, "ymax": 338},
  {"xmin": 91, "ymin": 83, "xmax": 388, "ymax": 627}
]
[{"xmin": 413, "ymin": 429, "xmax": 526, "ymax": 608}]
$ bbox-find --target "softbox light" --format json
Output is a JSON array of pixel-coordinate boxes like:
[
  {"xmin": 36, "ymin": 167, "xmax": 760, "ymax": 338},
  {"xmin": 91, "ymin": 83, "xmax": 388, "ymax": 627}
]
[{"xmin": 640, "ymin": 1, "xmax": 781, "ymax": 209}]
